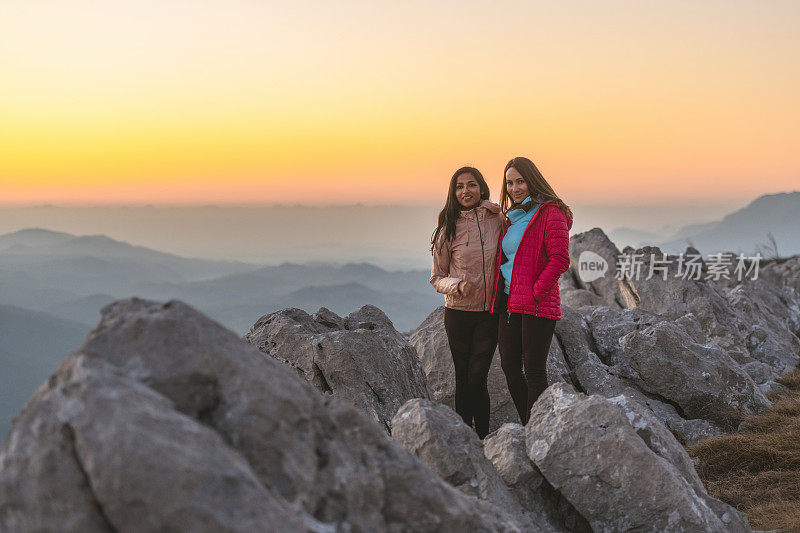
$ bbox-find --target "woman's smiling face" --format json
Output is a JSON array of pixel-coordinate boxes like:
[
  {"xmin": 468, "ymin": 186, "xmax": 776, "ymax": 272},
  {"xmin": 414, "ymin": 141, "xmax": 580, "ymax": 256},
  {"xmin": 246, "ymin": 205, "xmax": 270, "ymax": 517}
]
[
  {"xmin": 454, "ymin": 172, "xmax": 481, "ymax": 209},
  {"xmin": 505, "ymin": 167, "xmax": 529, "ymax": 204}
]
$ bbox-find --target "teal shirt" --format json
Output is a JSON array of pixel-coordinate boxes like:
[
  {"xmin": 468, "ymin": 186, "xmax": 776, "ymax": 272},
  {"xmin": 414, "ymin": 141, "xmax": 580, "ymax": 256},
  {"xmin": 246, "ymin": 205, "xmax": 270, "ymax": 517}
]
[{"xmin": 501, "ymin": 196, "xmax": 541, "ymax": 294}]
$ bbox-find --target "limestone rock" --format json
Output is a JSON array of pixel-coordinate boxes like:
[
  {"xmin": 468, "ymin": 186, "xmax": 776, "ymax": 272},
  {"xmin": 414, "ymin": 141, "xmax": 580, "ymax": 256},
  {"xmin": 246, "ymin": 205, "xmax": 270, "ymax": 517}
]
[
  {"xmin": 391, "ymin": 399, "xmax": 541, "ymax": 531},
  {"xmin": 567, "ymin": 230, "xmax": 800, "ymax": 380},
  {"xmin": 0, "ymin": 298, "xmax": 522, "ymax": 532},
  {"xmin": 484, "ymin": 423, "xmax": 590, "ymax": 533},
  {"xmin": 589, "ymin": 305, "xmax": 770, "ymax": 430},
  {"xmin": 245, "ymin": 305, "xmax": 430, "ymax": 431},
  {"xmin": 526, "ymin": 383, "xmax": 751, "ymax": 532},
  {"xmin": 762, "ymin": 256, "xmax": 800, "ymax": 295},
  {"xmin": 552, "ymin": 305, "xmax": 767, "ymax": 444},
  {"xmin": 0, "ymin": 356, "xmax": 306, "ymax": 533},
  {"xmin": 567, "ymin": 228, "xmax": 636, "ymax": 308}
]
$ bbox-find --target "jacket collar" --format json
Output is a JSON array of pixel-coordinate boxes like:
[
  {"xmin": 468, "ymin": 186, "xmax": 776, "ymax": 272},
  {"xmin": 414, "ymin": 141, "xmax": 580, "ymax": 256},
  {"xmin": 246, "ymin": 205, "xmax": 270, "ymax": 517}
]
[
  {"xmin": 508, "ymin": 196, "xmax": 542, "ymax": 222},
  {"xmin": 459, "ymin": 199, "xmax": 500, "ymax": 218}
]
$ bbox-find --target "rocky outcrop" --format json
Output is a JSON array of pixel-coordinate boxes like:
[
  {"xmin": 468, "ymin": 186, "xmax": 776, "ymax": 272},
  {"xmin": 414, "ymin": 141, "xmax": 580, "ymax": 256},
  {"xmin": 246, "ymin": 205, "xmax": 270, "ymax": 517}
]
[
  {"xmin": 566, "ymin": 231, "xmax": 800, "ymax": 381},
  {"xmin": 0, "ymin": 299, "xmax": 519, "ymax": 532},
  {"xmin": 390, "ymin": 399, "xmax": 535, "ymax": 530},
  {"xmin": 389, "ymin": 384, "xmax": 752, "ymax": 533},
  {"xmin": 568, "ymin": 228, "xmax": 640, "ymax": 309},
  {"xmin": 589, "ymin": 306, "xmax": 770, "ymax": 428},
  {"xmin": 559, "ymin": 229, "xmax": 800, "ymax": 441},
  {"xmin": 245, "ymin": 305, "xmax": 430, "ymax": 431},
  {"xmin": 526, "ymin": 383, "xmax": 751, "ymax": 532},
  {"xmin": 762, "ymin": 255, "xmax": 800, "ymax": 295},
  {"xmin": 725, "ymin": 277, "xmax": 800, "ymax": 376},
  {"xmin": 551, "ymin": 305, "xmax": 770, "ymax": 444},
  {"xmin": 483, "ymin": 423, "xmax": 591, "ymax": 533},
  {"xmin": 1, "ymin": 356, "xmax": 307, "ymax": 532},
  {"xmin": 3, "ymin": 241, "xmax": 798, "ymax": 532}
]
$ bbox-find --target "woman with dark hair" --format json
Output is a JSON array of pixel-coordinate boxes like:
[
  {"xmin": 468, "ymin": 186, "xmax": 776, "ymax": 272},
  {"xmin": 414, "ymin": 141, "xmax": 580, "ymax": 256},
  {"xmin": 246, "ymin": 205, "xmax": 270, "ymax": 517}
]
[
  {"xmin": 489, "ymin": 157, "xmax": 573, "ymax": 425},
  {"xmin": 430, "ymin": 166, "xmax": 503, "ymax": 439}
]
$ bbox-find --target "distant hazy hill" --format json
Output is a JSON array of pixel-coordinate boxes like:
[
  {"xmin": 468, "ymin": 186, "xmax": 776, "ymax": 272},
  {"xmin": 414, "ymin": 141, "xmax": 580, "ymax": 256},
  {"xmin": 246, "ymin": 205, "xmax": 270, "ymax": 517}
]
[
  {"xmin": 0, "ymin": 228, "xmax": 256, "ymax": 282},
  {"xmin": 0, "ymin": 229, "xmax": 439, "ymax": 334},
  {"xmin": 48, "ymin": 294, "xmax": 117, "ymax": 326},
  {"xmin": 0, "ymin": 305, "xmax": 92, "ymax": 438},
  {"xmin": 0, "ymin": 228, "xmax": 264, "ymax": 322},
  {"xmin": 0, "ymin": 205, "xmax": 441, "ymax": 269},
  {"xmin": 153, "ymin": 264, "xmax": 439, "ymax": 333},
  {"xmin": 656, "ymin": 191, "xmax": 800, "ymax": 256}
]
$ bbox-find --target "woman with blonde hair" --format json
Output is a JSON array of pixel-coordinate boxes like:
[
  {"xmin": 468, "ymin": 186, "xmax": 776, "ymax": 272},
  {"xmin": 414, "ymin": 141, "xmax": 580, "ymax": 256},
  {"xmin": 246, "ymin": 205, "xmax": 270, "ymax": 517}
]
[{"xmin": 489, "ymin": 156, "xmax": 573, "ymax": 425}]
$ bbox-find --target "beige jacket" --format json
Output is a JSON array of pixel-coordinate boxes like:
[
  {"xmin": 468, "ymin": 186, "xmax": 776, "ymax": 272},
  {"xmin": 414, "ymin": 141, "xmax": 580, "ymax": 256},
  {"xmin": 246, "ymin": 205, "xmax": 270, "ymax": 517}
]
[{"xmin": 430, "ymin": 200, "xmax": 503, "ymax": 312}]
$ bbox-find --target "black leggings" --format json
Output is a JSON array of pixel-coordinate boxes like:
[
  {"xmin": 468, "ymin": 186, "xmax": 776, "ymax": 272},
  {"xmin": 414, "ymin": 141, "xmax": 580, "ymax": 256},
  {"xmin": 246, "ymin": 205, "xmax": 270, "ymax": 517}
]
[
  {"xmin": 496, "ymin": 291, "xmax": 556, "ymax": 425},
  {"xmin": 443, "ymin": 308, "xmax": 498, "ymax": 439}
]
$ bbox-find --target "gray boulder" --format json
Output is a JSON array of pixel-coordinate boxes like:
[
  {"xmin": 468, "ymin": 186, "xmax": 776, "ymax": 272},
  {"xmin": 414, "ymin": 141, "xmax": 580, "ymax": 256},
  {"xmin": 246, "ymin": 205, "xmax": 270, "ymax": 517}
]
[
  {"xmin": 588, "ymin": 305, "xmax": 771, "ymax": 430},
  {"xmin": 484, "ymin": 423, "xmax": 590, "ymax": 533},
  {"xmin": 526, "ymin": 383, "xmax": 751, "ymax": 532},
  {"xmin": 565, "ymin": 230, "xmax": 800, "ymax": 380},
  {"xmin": 611, "ymin": 245, "xmax": 755, "ymax": 363},
  {"xmin": 0, "ymin": 298, "xmax": 524, "ymax": 532},
  {"xmin": 245, "ymin": 305, "xmax": 430, "ymax": 431},
  {"xmin": 0, "ymin": 356, "xmax": 307, "ymax": 533},
  {"xmin": 725, "ymin": 278, "xmax": 800, "ymax": 375},
  {"xmin": 567, "ymin": 228, "xmax": 638, "ymax": 309},
  {"xmin": 551, "ymin": 305, "xmax": 770, "ymax": 444},
  {"xmin": 560, "ymin": 288, "xmax": 607, "ymax": 309},
  {"xmin": 390, "ymin": 399, "xmax": 542, "ymax": 531},
  {"xmin": 761, "ymin": 255, "xmax": 800, "ymax": 295},
  {"xmin": 483, "ymin": 423, "xmax": 543, "ymax": 497}
]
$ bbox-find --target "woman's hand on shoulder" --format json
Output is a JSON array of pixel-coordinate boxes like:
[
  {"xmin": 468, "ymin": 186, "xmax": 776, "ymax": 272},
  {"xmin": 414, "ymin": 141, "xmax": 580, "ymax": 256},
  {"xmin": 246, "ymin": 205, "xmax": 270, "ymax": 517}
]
[{"xmin": 480, "ymin": 199, "xmax": 501, "ymax": 214}]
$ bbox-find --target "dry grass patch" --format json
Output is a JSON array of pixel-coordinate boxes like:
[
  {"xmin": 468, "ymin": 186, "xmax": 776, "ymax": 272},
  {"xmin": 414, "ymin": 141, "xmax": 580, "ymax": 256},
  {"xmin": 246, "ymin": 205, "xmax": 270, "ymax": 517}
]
[{"xmin": 689, "ymin": 367, "xmax": 800, "ymax": 531}]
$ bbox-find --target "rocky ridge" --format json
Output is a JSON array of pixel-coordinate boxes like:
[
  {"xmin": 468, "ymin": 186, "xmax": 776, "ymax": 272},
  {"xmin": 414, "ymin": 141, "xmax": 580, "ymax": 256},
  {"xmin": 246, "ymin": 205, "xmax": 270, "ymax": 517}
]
[{"xmin": 1, "ymin": 227, "xmax": 798, "ymax": 532}]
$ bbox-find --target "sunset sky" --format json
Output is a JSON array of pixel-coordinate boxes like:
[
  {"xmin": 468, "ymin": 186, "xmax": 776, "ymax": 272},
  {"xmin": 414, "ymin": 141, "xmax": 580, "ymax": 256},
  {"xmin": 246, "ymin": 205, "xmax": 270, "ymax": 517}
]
[{"xmin": 1, "ymin": 0, "xmax": 798, "ymax": 206}]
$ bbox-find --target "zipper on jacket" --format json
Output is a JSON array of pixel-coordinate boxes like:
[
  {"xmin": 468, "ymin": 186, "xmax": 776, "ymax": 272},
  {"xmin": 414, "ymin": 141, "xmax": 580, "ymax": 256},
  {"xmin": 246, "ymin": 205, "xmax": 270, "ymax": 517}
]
[
  {"xmin": 505, "ymin": 203, "xmax": 548, "ymax": 317},
  {"xmin": 465, "ymin": 211, "xmax": 469, "ymax": 247},
  {"xmin": 474, "ymin": 206, "xmax": 487, "ymax": 311}
]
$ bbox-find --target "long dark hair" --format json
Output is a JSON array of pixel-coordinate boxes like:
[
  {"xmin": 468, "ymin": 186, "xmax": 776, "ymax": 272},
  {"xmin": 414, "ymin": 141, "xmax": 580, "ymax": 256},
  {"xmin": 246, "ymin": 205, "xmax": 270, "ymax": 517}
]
[
  {"xmin": 430, "ymin": 166, "xmax": 490, "ymax": 253},
  {"xmin": 500, "ymin": 156, "xmax": 572, "ymax": 220}
]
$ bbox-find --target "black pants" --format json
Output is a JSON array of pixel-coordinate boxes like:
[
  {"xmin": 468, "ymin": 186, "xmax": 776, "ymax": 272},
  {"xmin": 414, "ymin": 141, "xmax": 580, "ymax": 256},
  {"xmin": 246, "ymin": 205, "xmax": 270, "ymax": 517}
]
[
  {"xmin": 443, "ymin": 308, "xmax": 498, "ymax": 439},
  {"xmin": 496, "ymin": 290, "xmax": 556, "ymax": 425}
]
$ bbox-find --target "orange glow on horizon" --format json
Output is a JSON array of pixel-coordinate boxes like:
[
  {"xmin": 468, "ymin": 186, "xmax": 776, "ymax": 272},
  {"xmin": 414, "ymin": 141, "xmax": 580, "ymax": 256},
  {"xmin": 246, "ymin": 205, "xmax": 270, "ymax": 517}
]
[{"xmin": 1, "ymin": 0, "xmax": 798, "ymax": 206}]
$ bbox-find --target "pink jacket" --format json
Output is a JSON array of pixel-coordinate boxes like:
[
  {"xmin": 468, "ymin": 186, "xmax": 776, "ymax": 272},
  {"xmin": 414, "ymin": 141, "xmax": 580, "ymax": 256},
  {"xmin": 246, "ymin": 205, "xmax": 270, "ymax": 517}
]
[
  {"xmin": 489, "ymin": 202, "xmax": 573, "ymax": 320},
  {"xmin": 430, "ymin": 200, "xmax": 503, "ymax": 312}
]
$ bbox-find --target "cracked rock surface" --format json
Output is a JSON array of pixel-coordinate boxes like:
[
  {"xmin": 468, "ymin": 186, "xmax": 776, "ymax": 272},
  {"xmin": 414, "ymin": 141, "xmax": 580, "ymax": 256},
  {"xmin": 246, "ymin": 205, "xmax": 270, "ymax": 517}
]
[
  {"xmin": 245, "ymin": 305, "xmax": 430, "ymax": 432},
  {"xmin": 525, "ymin": 383, "xmax": 751, "ymax": 532},
  {"xmin": 0, "ymin": 298, "xmax": 519, "ymax": 532},
  {"xmin": 557, "ymin": 228, "xmax": 799, "ymax": 444}
]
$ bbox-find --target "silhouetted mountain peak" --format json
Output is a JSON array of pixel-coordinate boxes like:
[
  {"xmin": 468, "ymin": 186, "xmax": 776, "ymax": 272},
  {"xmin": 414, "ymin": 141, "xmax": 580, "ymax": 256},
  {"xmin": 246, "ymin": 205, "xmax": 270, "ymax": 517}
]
[
  {"xmin": 745, "ymin": 191, "xmax": 800, "ymax": 210},
  {"xmin": 0, "ymin": 228, "xmax": 73, "ymax": 250},
  {"xmin": 657, "ymin": 190, "xmax": 800, "ymax": 256}
]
